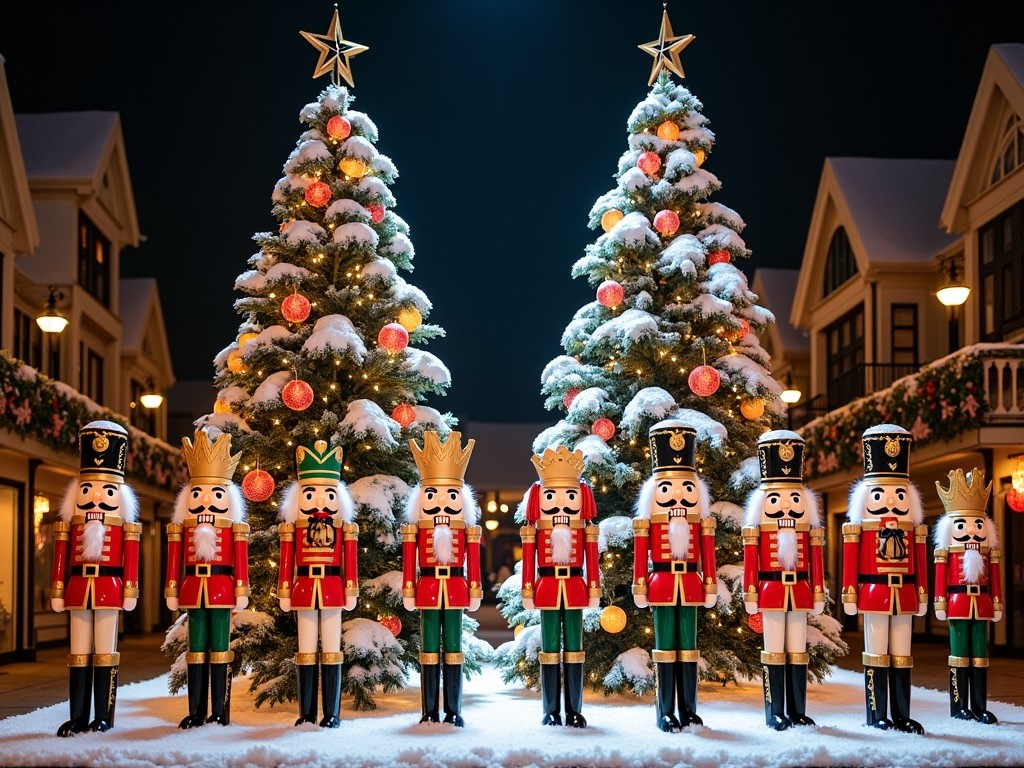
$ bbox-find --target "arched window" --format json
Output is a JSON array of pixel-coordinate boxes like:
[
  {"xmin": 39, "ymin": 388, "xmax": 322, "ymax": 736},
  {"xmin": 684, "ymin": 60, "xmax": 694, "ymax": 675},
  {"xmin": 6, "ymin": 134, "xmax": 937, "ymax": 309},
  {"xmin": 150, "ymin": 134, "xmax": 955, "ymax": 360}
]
[
  {"xmin": 989, "ymin": 114, "xmax": 1024, "ymax": 187},
  {"xmin": 823, "ymin": 226, "xmax": 857, "ymax": 297}
]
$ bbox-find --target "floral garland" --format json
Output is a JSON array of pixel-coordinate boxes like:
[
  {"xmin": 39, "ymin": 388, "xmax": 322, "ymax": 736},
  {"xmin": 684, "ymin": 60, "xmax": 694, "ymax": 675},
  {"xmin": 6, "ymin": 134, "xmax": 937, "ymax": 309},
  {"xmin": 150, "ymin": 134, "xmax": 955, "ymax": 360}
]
[
  {"xmin": 0, "ymin": 349, "xmax": 186, "ymax": 488},
  {"xmin": 799, "ymin": 347, "xmax": 1010, "ymax": 481}
]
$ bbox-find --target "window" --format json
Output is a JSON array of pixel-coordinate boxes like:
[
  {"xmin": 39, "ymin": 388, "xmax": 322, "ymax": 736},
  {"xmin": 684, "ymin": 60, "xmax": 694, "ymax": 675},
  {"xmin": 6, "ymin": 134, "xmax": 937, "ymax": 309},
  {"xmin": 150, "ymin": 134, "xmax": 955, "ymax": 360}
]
[
  {"xmin": 78, "ymin": 213, "xmax": 110, "ymax": 306},
  {"xmin": 890, "ymin": 304, "xmax": 918, "ymax": 365},
  {"xmin": 129, "ymin": 379, "xmax": 157, "ymax": 435},
  {"xmin": 824, "ymin": 304, "xmax": 864, "ymax": 407},
  {"xmin": 79, "ymin": 343, "xmax": 105, "ymax": 404},
  {"xmin": 823, "ymin": 227, "xmax": 857, "ymax": 297},
  {"xmin": 989, "ymin": 115, "xmax": 1024, "ymax": 187},
  {"xmin": 13, "ymin": 309, "xmax": 42, "ymax": 368},
  {"xmin": 978, "ymin": 199, "xmax": 1024, "ymax": 340}
]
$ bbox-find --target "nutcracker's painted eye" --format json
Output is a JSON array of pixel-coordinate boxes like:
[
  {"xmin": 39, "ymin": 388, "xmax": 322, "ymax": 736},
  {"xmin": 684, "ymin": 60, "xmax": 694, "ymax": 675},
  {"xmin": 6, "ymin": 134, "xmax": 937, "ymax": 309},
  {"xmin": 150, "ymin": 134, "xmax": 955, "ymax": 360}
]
[
  {"xmin": 192, "ymin": 489, "xmax": 201, "ymax": 499},
  {"xmin": 448, "ymin": 489, "xmax": 460, "ymax": 502},
  {"xmin": 326, "ymin": 490, "xmax": 336, "ymax": 501},
  {"xmin": 106, "ymin": 487, "xmax": 116, "ymax": 497},
  {"xmin": 565, "ymin": 491, "xmax": 577, "ymax": 502},
  {"xmin": 544, "ymin": 491, "xmax": 556, "ymax": 502},
  {"xmin": 872, "ymin": 491, "xmax": 883, "ymax": 502},
  {"xmin": 791, "ymin": 492, "xmax": 802, "ymax": 504}
]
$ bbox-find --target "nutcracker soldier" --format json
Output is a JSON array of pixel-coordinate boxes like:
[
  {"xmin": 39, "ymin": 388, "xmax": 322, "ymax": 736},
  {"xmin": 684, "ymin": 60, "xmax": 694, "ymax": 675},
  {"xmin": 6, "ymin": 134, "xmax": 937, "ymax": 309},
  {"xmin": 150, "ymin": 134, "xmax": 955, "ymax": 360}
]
[
  {"xmin": 933, "ymin": 467, "xmax": 1003, "ymax": 724},
  {"xmin": 165, "ymin": 428, "xmax": 249, "ymax": 728},
  {"xmin": 843, "ymin": 425, "xmax": 927, "ymax": 733},
  {"xmin": 278, "ymin": 439, "xmax": 359, "ymax": 728},
  {"xmin": 402, "ymin": 431, "xmax": 482, "ymax": 726},
  {"xmin": 521, "ymin": 445, "xmax": 601, "ymax": 728},
  {"xmin": 51, "ymin": 420, "xmax": 141, "ymax": 736},
  {"xmin": 633, "ymin": 421, "xmax": 717, "ymax": 732},
  {"xmin": 743, "ymin": 430, "xmax": 825, "ymax": 731}
]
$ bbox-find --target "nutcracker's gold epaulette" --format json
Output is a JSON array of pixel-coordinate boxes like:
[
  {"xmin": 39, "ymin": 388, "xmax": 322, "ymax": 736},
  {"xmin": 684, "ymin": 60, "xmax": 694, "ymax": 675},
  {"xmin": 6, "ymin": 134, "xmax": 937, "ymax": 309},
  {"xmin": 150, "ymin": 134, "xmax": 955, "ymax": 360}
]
[
  {"xmin": 633, "ymin": 517, "xmax": 650, "ymax": 534},
  {"xmin": 278, "ymin": 522, "xmax": 295, "ymax": 541},
  {"xmin": 741, "ymin": 525, "xmax": 758, "ymax": 545},
  {"xmin": 810, "ymin": 527, "xmax": 824, "ymax": 545},
  {"xmin": 842, "ymin": 522, "xmax": 860, "ymax": 543},
  {"xmin": 401, "ymin": 523, "xmax": 417, "ymax": 542},
  {"xmin": 914, "ymin": 523, "xmax": 928, "ymax": 543},
  {"xmin": 933, "ymin": 548, "xmax": 948, "ymax": 564},
  {"xmin": 53, "ymin": 519, "xmax": 70, "ymax": 541},
  {"xmin": 520, "ymin": 524, "xmax": 536, "ymax": 544},
  {"xmin": 343, "ymin": 522, "xmax": 359, "ymax": 541},
  {"xmin": 701, "ymin": 516, "xmax": 716, "ymax": 533},
  {"xmin": 124, "ymin": 521, "xmax": 142, "ymax": 541},
  {"xmin": 165, "ymin": 522, "xmax": 182, "ymax": 542},
  {"xmin": 585, "ymin": 524, "xmax": 599, "ymax": 542},
  {"xmin": 232, "ymin": 522, "xmax": 250, "ymax": 541},
  {"xmin": 990, "ymin": 547, "xmax": 1002, "ymax": 564},
  {"xmin": 466, "ymin": 525, "xmax": 482, "ymax": 544}
]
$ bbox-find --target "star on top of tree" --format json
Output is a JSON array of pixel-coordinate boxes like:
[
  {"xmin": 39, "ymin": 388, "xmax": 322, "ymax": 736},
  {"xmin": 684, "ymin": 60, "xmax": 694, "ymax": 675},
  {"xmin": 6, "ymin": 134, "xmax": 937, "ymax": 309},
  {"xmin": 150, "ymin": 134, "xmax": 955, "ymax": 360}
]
[
  {"xmin": 300, "ymin": 7, "xmax": 368, "ymax": 87},
  {"xmin": 638, "ymin": 9, "xmax": 694, "ymax": 86}
]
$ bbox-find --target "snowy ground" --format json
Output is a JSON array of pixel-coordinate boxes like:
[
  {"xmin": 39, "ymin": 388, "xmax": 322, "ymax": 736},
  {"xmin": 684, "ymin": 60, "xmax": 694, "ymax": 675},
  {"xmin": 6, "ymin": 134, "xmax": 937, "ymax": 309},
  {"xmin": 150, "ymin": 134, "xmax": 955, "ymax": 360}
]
[{"xmin": 1, "ymin": 664, "xmax": 1023, "ymax": 768}]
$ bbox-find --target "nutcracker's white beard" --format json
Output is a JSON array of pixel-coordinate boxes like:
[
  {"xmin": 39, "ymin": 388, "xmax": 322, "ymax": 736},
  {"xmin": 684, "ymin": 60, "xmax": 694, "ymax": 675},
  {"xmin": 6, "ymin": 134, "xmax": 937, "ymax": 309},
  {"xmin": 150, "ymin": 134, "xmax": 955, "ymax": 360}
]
[
  {"xmin": 550, "ymin": 525, "xmax": 573, "ymax": 565},
  {"xmin": 81, "ymin": 520, "xmax": 107, "ymax": 562},
  {"xmin": 777, "ymin": 529, "xmax": 798, "ymax": 571},
  {"xmin": 432, "ymin": 525, "xmax": 453, "ymax": 565},
  {"xmin": 193, "ymin": 523, "xmax": 218, "ymax": 562},
  {"xmin": 668, "ymin": 518, "xmax": 690, "ymax": 561},
  {"xmin": 961, "ymin": 548, "xmax": 986, "ymax": 583}
]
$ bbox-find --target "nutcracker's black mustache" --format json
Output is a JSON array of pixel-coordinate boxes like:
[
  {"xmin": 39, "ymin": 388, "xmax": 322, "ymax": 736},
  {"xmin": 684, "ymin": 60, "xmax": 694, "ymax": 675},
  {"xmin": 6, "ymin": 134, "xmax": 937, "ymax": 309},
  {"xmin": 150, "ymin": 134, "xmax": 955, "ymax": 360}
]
[
  {"xmin": 765, "ymin": 509, "xmax": 804, "ymax": 519},
  {"xmin": 189, "ymin": 504, "xmax": 228, "ymax": 514},
  {"xmin": 300, "ymin": 506, "xmax": 334, "ymax": 516},
  {"xmin": 867, "ymin": 505, "xmax": 907, "ymax": 516},
  {"xmin": 77, "ymin": 501, "xmax": 120, "ymax": 512},
  {"xmin": 422, "ymin": 506, "xmax": 460, "ymax": 516},
  {"xmin": 953, "ymin": 533, "xmax": 986, "ymax": 543},
  {"xmin": 656, "ymin": 498, "xmax": 696, "ymax": 508},
  {"xmin": 541, "ymin": 506, "xmax": 578, "ymax": 516}
]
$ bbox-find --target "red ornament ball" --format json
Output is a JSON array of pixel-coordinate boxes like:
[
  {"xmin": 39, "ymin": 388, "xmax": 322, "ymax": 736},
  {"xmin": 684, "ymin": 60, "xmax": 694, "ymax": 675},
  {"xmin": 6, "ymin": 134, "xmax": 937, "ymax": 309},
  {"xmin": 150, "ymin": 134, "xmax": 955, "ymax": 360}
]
[
  {"xmin": 563, "ymin": 388, "xmax": 582, "ymax": 409},
  {"xmin": 391, "ymin": 403, "xmax": 416, "ymax": 428},
  {"xmin": 596, "ymin": 280, "xmax": 624, "ymax": 309},
  {"xmin": 366, "ymin": 202, "xmax": 386, "ymax": 224},
  {"xmin": 281, "ymin": 292, "xmax": 311, "ymax": 323},
  {"xmin": 707, "ymin": 249, "xmax": 731, "ymax": 266},
  {"xmin": 378, "ymin": 323, "xmax": 409, "ymax": 353},
  {"xmin": 592, "ymin": 417, "xmax": 616, "ymax": 441},
  {"xmin": 326, "ymin": 115, "xmax": 352, "ymax": 140},
  {"xmin": 304, "ymin": 181, "xmax": 332, "ymax": 207},
  {"xmin": 241, "ymin": 469, "xmax": 275, "ymax": 503},
  {"xmin": 653, "ymin": 209, "xmax": 680, "ymax": 236},
  {"xmin": 688, "ymin": 365, "xmax": 721, "ymax": 397},
  {"xmin": 637, "ymin": 151, "xmax": 662, "ymax": 176},
  {"xmin": 282, "ymin": 379, "xmax": 314, "ymax": 411},
  {"xmin": 747, "ymin": 611, "xmax": 764, "ymax": 633},
  {"xmin": 1007, "ymin": 488, "xmax": 1024, "ymax": 513},
  {"xmin": 379, "ymin": 615, "xmax": 402, "ymax": 637}
]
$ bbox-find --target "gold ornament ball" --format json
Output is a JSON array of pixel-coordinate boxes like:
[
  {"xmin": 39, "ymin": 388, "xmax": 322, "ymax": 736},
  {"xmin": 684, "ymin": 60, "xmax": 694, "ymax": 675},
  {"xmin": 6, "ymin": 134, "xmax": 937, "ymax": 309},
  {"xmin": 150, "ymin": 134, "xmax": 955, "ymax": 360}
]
[
  {"xmin": 398, "ymin": 306, "xmax": 422, "ymax": 332},
  {"xmin": 213, "ymin": 399, "xmax": 233, "ymax": 414},
  {"xmin": 227, "ymin": 350, "xmax": 244, "ymax": 373},
  {"xmin": 694, "ymin": 148, "xmax": 706, "ymax": 167},
  {"xmin": 238, "ymin": 332, "xmax": 259, "ymax": 349},
  {"xmin": 600, "ymin": 605, "xmax": 627, "ymax": 634},
  {"xmin": 339, "ymin": 157, "xmax": 368, "ymax": 178},
  {"xmin": 601, "ymin": 209, "xmax": 624, "ymax": 233},
  {"xmin": 740, "ymin": 398, "xmax": 765, "ymax": 421},
  {"xmin": 513, "ymin": 624, "xmax": 524, "ymax": 638},
  {"xmin": 656, "ymin": 121, "xmax": 680, "ymax": 141}
]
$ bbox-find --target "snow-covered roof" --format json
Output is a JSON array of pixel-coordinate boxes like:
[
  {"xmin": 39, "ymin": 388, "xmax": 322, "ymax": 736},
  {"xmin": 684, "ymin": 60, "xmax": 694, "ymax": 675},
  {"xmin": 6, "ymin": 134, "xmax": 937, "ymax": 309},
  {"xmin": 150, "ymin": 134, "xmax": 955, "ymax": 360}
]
[
  {"xmin": 462, "ymin": 421, "xmax": 551, "ymax": 490},
  {"xmin": 15, "ymin": 111, "xmax": 118, "ymax": 179},
  {"xmin": 752, "ymin": 268, "xmax": 807, "ymax": 354},
  {"xmin": 827, "ymin": 157, "xmax": 959, "ymax": 264},
  {"xmin": 993, "ymin": 42, "xmax": 1024, "ymax": 87}
]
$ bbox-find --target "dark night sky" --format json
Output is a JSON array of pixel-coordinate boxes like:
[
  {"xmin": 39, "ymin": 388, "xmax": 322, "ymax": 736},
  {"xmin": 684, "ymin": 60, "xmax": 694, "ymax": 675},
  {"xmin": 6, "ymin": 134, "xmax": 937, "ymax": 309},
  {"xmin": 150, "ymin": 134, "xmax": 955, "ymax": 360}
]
[{"xmin": 1, "ymin": 1, "xmax": 1017, "ymax": 423}]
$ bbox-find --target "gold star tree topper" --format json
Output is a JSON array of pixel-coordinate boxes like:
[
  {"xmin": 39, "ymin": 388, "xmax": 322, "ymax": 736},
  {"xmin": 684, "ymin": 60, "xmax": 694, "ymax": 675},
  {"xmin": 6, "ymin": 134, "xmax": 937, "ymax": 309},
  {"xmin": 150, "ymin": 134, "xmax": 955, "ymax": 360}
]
[
  {"xmin": 300, "ymin": 7, "xmax": 368, "ymax": 88},
  {"xmin": 638, "ymin": 9, "xmax": 695, "ymax": 86}
]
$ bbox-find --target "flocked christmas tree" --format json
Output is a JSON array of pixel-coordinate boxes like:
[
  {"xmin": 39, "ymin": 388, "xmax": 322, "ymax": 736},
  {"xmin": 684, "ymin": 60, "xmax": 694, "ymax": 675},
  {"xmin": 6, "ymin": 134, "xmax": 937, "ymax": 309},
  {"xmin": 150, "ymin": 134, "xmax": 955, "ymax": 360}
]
[
  {"xmin": 495, "ymin": 10, "xmax": 845, "ymax": 695},
  {"xmin": 163, "ymin": 9, "xmax": 488, "ymax": 710}
]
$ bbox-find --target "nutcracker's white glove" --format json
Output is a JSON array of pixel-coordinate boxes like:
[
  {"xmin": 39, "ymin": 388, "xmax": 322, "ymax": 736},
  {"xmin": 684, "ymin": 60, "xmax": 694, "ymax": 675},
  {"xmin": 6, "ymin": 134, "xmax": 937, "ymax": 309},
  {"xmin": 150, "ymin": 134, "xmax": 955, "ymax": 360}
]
[
  {"xmin": 588, "ymin": 596, "xmax": 601, "ymax": 610},
  {"xmin": 812, "ymin": 600, "xmax": 825, "ymax": 616},
  {"xmin": 403, "ymin": 596, "xmax": 417, "ymax": 612},
  {"xmin": 279, "ymin": 597, "xmax": 292, "ymax": 612},
  {"xmin": 934, "ymin": 608, "xmax": 947, "ymax": 621},
  {"xmin": 165, "ymin": 597, "xmax": 179, "ymax": 612},
  {"xmin": 744, "ymin": 599, "xmax": 758, "ymax": 615},
  {"xmin": 703, "ymin": 593, "xmax": 717, "ymax": 609},
  {"xmin": 123, "ymin": 597, "xmax": 137, "ymax": 612},
  {"xmin": 522, "ymin": 596, "xmax": 535, "ymax": 611},
  {"xmin": 633, "ymin": 594, "xmax": 648, "ymax": 609},
  {"xmin": 843, "ymin": 602, "xmax": 857, "ymax": 616},
  {"xmin": 916, "ymin": 601, "xmax": 928, "ymax": 617},
  {"xmin": 50, "ymin": 597, "xmax": 65, "ymax": 613},
  {"xmin": 344, "ymin": 596, "xmax": 357, "ymax": 612},
  {"xmin": 234, "ymin": 595, "xmax": 249, "ymax": 612},
  {"xmin": 994, "ymin": 610, "xmax": 1003, "ymax": 623},
  {"xmin": 468, "ymin": 597, "xmax": 481, "ymax": 612}
]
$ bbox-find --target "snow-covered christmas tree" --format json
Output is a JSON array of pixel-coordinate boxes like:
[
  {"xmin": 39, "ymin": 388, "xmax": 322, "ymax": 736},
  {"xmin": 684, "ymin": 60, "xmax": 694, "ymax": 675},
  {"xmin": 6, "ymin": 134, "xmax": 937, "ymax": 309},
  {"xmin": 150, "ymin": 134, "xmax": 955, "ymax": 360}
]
[
  {"xmin": 496, "ymin": 11, "xmax": 845, "ymax": 695},
  {"xmin": 164, "ymin": 9, "xmax": 488, "ymax": 711}
]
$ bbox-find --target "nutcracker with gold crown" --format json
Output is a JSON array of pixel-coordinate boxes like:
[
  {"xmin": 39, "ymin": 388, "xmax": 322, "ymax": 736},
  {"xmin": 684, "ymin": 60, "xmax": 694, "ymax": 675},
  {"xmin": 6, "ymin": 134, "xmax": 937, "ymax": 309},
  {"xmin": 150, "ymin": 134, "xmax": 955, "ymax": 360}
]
[
  {"xmin": 933, "ymin": 467, "xmax": 1003, "ymax": 724},
  {"xmin": 50, "ymin": 420, "xmax": 141, "ymax": 736},
  {"xmin": 278, "ymin": 439, "xmax": 359, "ymax": 728},
  {"xmin": 743, "ymin": 430, "xmax": 825, "ymax": 731},
  {"xmin": 632, "ymin": 421, "xmax": 717, "ymax": 731},
  {"xmin": 843, "ymin": 425, "xmax": 927, "ymax": 733},
  {"xmin": 521, "ymin": 445, "xmax": 601, "ymax": 728},
  {"xmin": 165, "ymin": 429, "xmax": 249, "ymax": 728},
  {"xmin": 401, "ymin": 431, "xmax": 482, "ymax": 726}
]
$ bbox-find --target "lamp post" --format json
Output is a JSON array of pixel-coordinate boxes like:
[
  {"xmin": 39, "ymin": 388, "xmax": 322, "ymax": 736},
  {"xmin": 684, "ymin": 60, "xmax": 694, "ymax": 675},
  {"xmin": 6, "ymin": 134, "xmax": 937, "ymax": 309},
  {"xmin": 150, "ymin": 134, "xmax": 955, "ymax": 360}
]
[
  {"xmin": 36, "ymin": 286, "xmax": 68, "ymax": 334},
  {"xmin": 780, "ymin": 372, "xmax": 802, "ymax": 430},
  {"xmin": 936, "ymin": 257, "xmax": 970, "ymax": 353}
]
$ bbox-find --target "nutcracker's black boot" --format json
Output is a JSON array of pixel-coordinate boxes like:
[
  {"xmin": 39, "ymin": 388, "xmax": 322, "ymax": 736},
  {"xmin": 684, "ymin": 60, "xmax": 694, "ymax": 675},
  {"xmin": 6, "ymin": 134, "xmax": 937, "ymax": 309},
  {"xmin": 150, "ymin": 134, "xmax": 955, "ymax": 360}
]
[
  {"xmin": 57, "ymin": 657, "xmax": 93, "ymax": 736},
  {"xmin": 540, "ymin": 662, "xmax": 562, "ymax": 726},
  {"xmin": 761, "ymin": 656, "xmax": 791, "ymax": 731},
  {"xmin": 970, "ymin": 660, "xmax": 998, "ymax": 724},
  {"xmin": 563, "ymin": 661, "xmax": 587, "ymax": 728},
  {"xmin": 89, "ymin": 653, "xmax": 119, "ymax": 732},
  {"xmin": 676, "ymin": 659, "xmax": 703, "ymax": 727},
  {"xmin": 889, "ymin": 658, "xmax": 923, "ymax": 734},
  {"xmin": 419, "ymin": 663, "xmax": 441, "ymax": 723},
  {"xmin": 319, "ymin": 652, "xmax": 343, "ymax": 728},
  {"xmin": 442, "ymin": 660, "xmax": 465, "ymax": 727},
  {"xmin": 654, "ymin": 660, "xmax": 680, "ymax": 732},
  {"xmin": 948, "ymin": 658, "xmax": 975, "ymax": 720},
  {"xmin": 178, "ymin": 660, "xmax": 209, "ymax": 729},
  {"xmin": 294, "ymin": 656, "xmax": 318, "ymax": 726},
  {"xmin": 862, "ymin": 655, "xmax": 893, "ymax": 730},
  {"xmin": 206, "ymin": 654, "xmax": 232, "ymax": 726},
  {"xmin": 785, "ymin": 659, "xmax": 815, "ymax": 726}
]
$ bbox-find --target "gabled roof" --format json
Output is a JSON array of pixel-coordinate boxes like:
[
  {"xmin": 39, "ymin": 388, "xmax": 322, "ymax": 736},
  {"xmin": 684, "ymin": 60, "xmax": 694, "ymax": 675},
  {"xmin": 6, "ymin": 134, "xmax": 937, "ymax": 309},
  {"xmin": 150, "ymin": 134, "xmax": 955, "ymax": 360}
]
[
  {"xmin": 120, "ymin": 277, "xmax": 175, "ymax": 387},
  {"xmin": 752, "ymin": 268, "xmax": 807, "ymax": 355},
  {"xmin": 0, "ymin": 55, "xmax": 39, "ymax": 254},
  {"xmin": 941, "ymin": 44, "xmax": 1024, "ymax": 233}
]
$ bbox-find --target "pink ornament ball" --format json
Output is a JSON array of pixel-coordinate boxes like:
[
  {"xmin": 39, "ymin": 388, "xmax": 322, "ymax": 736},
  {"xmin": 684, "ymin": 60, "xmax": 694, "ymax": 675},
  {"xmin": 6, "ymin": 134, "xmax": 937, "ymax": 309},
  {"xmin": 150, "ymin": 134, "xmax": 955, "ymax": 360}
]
[
  {"xmin": 281, "ymin": 292, "xmax": 311, "ymax": 323},
  {"xmin": 653, "ymin": 209, "xmax": 680, "ymax": 236},
  {"xmin": 366, "ymin": 202, "xmax": 386, "ymax": 224},
  {"xmin": 563, "ymin": 388, "xmax": 582, "ymax": 409},
  {"xmin": 391, "ymin": 403, "xmax": 416, "ymax": 428},
  {"xmin": 592, "ymin": 417, "xmax": 616, "ymax": 442},
  {"xmin": 380, "ymin": 614, "xmax": 402, "ymax": 637},
  {"xmin": 241, "ymin": 469, "xmax": 275, "ymax": 503},
  {"xmin": 378, "ymin": 323, "xmax": 409, "ymax": 353},
  {"xmin": 688, "ymin": 365, "xmax": 720, "ymax": 397},
  {"xmin": 637, "ymin": 151, "xmax": 662, "ymax": 177},
  {"xmin": 304, "ymin": 181, "xmax": 332, "ymax": 207},
  {"xmin": 282, "ymin": 379, "xmax": 314, "ymax": 411},
  {"xmin": 596, "ymin": 280, "xmax": 624, "ymax": 309},
  {"xmin": 707, "ymin": 249, "xmax": 731, "ymax": 266},
  {"xmin": 326, "ymin": 115, "xmax": 352, "ymax": 140},
  {"xmin": 1008, "ymin": 487, "xmax": 1024, "ymax": 513}
]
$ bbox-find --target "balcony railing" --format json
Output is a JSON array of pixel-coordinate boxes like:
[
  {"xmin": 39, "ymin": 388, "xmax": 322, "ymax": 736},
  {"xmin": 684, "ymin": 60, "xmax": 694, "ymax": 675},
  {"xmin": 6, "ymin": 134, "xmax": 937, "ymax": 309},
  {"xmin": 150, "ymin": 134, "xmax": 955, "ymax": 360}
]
[
  {"xmin": 790, "ymin": 363, "xmax": 924, "ymax": 429},
  {"xmin": 798, "ymin": 344, "xmax": 1024, "ymax": 481}
]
